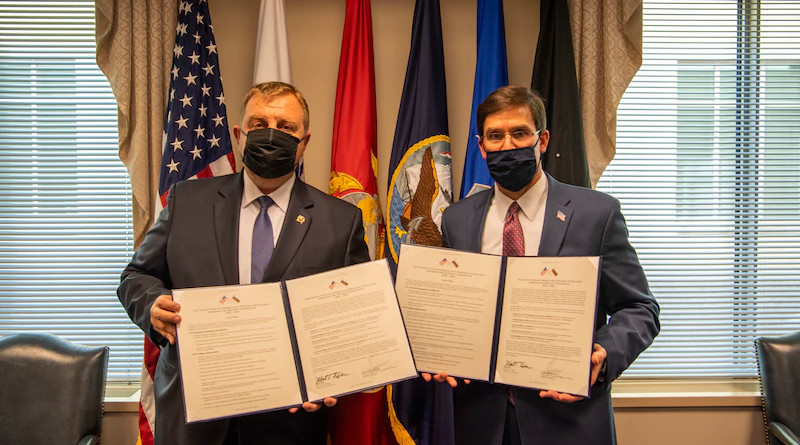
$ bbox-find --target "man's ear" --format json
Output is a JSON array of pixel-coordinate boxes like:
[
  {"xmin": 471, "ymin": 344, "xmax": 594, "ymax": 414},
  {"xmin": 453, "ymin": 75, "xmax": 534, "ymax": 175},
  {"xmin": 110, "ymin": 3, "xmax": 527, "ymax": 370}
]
[
  {"xmin": 478, "ymin": 137, "xmax": 488, "ymax": 160},
  {"xmin": 538, "ymin": 130, "xmax": 550, "ymax": 155},
  {"xmin": 233, "ymin": 125, "xmax": 242, "ymax": 143},
  {"xmin": 296, "ymin": 132, "xmax": 311, "ymax": 162}
]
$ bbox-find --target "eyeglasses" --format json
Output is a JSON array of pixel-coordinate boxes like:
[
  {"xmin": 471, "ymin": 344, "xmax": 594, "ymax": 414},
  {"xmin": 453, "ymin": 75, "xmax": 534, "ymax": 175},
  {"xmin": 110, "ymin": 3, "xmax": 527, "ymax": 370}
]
[{"xmin": 479, "ymin": 129, "xmax": 542, "ymax": 148}]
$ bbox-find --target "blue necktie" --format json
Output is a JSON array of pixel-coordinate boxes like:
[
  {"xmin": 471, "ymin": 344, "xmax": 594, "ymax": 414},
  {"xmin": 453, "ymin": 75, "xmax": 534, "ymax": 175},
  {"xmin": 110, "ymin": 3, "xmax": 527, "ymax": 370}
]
[{"xmin": 251, "ymin": 196, "xmax": 274, "ymax": 284}]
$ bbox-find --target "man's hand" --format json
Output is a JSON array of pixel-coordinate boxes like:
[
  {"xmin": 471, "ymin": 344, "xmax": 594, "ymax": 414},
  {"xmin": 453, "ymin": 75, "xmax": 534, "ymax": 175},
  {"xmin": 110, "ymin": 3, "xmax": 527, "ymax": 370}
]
[
  {"xmin": 288, "ymin": 397, "xmax": 337, "ymax": 413},
  {"xmin": 150, "ymin": 294, "xmax": 181, "ymax": 345},
  {"xmin": 589, "ymin": 343, "xmax": 608, "ymax": 385},
  {"xmin": 421, "ymin": 372, "xmax": 470, "ymax": 388},
  {"xmin": 539, "ymin": 343, "xmax": 607, "ymax": 403}
]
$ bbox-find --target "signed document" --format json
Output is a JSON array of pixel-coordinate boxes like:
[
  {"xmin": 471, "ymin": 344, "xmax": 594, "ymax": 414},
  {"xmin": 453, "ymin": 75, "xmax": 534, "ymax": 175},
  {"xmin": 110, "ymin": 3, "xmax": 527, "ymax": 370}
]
[
  {"xmin": 284, "ymin": 259, "xmax": 418, "ymax": 402},
  {"xmin": 395, "ymin": 244, "xmax": 599, "ymax": 397},
  {"xmin": 173, "ymin": 259, "xmax": 416, "ymax": 423},
  {"xmin": 494, "ymin": 256, "xmax": 600, "ymax": 397}
]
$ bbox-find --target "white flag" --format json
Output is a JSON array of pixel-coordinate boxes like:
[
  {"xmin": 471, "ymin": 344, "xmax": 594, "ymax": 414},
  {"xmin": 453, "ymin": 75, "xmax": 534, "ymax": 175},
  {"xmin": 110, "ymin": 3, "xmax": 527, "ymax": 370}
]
[{"xmin": 253, "ymin": 0, "xmax": 292, "ymax": 83}]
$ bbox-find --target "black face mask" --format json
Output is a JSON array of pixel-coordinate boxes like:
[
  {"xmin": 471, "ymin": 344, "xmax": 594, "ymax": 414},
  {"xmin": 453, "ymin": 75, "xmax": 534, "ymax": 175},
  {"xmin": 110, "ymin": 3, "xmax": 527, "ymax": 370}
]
[
  {"xmin": 485, "ymin": 145, "xmax": 540, "ymax": 192},
  {"xmin": 241, "ymin": 128, "xmax": 300, "ymax": 179}
]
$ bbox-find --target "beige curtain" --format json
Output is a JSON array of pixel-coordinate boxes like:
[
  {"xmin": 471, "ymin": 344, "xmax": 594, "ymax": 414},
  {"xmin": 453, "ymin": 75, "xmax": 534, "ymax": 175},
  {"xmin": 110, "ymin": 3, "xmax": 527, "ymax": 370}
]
[
  {"xmin": 567, "ymin": 0, "xmax": 643, "ymax": 187},
  {"xmin": 96, "ymin": 0, "xmax": 178, "ymax": 248}
]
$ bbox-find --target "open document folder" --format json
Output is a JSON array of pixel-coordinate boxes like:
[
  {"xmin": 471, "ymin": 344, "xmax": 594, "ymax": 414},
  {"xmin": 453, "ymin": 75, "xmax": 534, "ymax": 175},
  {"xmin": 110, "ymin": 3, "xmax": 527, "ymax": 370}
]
[
  {"xmin": 395, "ymin": 244, "xmax": 600, "ymax": 397},
  {"xmin": 173, "ymin": 259, "xmax": 417, "ymax": 423}
]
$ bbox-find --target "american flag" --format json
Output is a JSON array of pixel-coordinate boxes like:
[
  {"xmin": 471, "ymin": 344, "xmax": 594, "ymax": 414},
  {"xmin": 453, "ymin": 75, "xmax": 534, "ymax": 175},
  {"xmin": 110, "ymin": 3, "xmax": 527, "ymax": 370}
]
[
  {"xmin": 139, "ymin": 2, "xmax": 236, "ymax": 444},
  {"xmin": 156, "ymin": 0, "xmax": 236, "ymax": 210}
]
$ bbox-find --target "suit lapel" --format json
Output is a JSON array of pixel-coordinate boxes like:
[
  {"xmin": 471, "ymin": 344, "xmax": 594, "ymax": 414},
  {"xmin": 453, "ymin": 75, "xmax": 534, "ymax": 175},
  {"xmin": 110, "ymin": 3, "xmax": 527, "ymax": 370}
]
[
  {"xmin": 538, "ymin": 175, "xmax": 573, "ymax": 256},
  {"xmin": 264, "ymin": 178, "xmax": 311, "ymax": 281},
  {"xmin": 213, "ymin": 172, "xmax": 244, "ymax": 285},
  {"xmin": 466, "ymin": 191, "xmax": 493, "ymax": 252}
]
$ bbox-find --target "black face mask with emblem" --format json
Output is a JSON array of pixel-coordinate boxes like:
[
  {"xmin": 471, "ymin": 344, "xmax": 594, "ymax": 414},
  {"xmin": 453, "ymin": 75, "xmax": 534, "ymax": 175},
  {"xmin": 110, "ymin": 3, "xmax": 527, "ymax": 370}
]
[{"xmin": 242, "ymin": 128, "xmax": 300, "ymax": 179}]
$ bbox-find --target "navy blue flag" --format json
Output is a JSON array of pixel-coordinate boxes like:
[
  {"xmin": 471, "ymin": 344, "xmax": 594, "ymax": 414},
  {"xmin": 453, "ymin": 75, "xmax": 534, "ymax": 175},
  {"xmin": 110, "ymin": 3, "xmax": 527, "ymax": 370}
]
[
  {"xmin": 530, "ymin": 0, "xmax": 589, "ymax": 187},
  {"xmin": 386, "ymin": 2, "xmax": 455, "ymax": 444},
  {"xmin": 157, "ymin": 0, "xmax": 236, "ymax": 209},
  {"xmin": 459, "ymin": 0, "xmax": 508, "ymax": 199},
  {"xmin": 385, "ymin": 0, "xmax": 452, "ymax": 268}
]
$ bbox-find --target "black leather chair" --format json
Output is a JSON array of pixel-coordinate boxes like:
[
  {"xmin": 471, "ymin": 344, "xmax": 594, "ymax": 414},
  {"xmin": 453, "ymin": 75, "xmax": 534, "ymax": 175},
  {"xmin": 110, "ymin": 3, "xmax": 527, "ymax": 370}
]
[
  {"xmin": 0, "ymin": 333, "xmax": 109, "ymax": 445},
  {"xmin": 756, "ymin": 331, "xmax": 800, "ymax": 445}
]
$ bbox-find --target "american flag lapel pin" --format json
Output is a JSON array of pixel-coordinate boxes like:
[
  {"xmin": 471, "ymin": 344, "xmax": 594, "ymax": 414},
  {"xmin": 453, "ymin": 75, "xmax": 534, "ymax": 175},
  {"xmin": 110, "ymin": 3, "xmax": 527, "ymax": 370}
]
[
  {"xmin": 556, "ymin": 210, "xmax": 566, "ymax": 222},
  {"xmin": 296, "ymin": 215, "xmax": 306, "ymax": 224}
]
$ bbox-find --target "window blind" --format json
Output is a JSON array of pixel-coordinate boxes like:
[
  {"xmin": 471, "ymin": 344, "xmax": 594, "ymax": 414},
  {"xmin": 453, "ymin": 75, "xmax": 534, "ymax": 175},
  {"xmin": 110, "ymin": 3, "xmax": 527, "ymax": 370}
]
[
  {"xmin": 598, "ymin": 0, "xmax": 800, "ymax": 377},
  {"xmin": 0, "ymin": 1, "xmax": 139, "ymax": 382}
]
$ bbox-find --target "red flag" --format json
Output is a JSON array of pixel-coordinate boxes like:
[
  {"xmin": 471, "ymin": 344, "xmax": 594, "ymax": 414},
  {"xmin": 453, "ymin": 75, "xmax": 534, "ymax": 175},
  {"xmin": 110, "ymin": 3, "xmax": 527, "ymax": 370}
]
[
  {"xmin": 327, "ymin": 0, "xmax": 393, "ymax": 444},
  {"xmin": 138, "ymin": 1, "xmax": 236, "ymax": 443},
  {"xmin": 329, "ymin": 0, "xmax": 384, "ymax": 261}
]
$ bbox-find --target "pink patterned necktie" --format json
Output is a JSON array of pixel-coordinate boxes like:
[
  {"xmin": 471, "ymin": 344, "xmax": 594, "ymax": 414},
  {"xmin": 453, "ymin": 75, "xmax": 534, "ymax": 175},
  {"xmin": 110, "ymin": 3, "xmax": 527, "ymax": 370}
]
[
  {"xmin": 503, "ymin": 202, "xmax": 524, "ymax": 257},
  {"xmin": 502, "ymin": 202, "xmax": 524, "ymax": 406}
]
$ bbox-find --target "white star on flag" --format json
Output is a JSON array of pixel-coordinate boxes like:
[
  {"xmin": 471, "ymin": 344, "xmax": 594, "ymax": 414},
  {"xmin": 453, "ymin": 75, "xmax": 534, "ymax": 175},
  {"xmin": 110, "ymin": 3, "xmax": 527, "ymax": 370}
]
[
  {"xmin": 193, "ymin": 124, "xmax": 205, "ymax": 138},
  {"xmin": 190, "ymin": 146, "xmax": 202, "ymax": 159},
  {"xmin": 175, "ymin": 115, "xmax": 188, "ymax": 129},
  {"xmin": 184, "ymin": 72, "xmax": 198, "ymax": 85},
  {"xmin": 179, "ymin": 94, "xmax": 192, "ymax": 107}
]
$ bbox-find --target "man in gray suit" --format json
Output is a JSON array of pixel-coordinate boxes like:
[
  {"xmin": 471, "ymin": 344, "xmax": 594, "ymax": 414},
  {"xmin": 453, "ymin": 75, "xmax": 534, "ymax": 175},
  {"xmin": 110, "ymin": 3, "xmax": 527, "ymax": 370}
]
[
  {"xmin": 118, "ymin": 82, "xmax": 370, "ymax": 445},
  {"xmin": 435, "ymin": 86, "xmax": 659, "ymax": 445}
]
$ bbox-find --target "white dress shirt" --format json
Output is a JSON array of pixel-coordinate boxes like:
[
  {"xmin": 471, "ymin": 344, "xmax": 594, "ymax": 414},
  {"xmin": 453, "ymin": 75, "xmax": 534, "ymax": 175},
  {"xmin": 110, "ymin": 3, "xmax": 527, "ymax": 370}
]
[
  {"xmin": 238, "ymin": 173, "xmax": 295, "ymax": 284},
  {"xmin": 481, "ymin": 176, "xmax": 549, "ymax": 256}
]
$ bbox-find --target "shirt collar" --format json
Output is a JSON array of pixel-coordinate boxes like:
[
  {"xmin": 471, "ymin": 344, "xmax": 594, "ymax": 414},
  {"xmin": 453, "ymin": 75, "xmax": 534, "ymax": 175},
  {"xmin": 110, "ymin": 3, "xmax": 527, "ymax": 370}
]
[
  {"xmin": 492, "ymin": 173, "xmax": 548, "ymax": 220},
  {"xmin": 242, "ymin": 172, "xmax": 295, "ymax": 213}
]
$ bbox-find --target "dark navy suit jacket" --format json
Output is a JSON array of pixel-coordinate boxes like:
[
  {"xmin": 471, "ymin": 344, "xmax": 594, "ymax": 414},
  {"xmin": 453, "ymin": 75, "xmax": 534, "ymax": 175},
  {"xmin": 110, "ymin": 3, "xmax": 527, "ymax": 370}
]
[
  {"xmin": 118, "ymin": 172, "xmax": 370, "ymax": 445},
  {"xmin": 440, "ymin": 173, "xmax": 659, "ymax": 445}
]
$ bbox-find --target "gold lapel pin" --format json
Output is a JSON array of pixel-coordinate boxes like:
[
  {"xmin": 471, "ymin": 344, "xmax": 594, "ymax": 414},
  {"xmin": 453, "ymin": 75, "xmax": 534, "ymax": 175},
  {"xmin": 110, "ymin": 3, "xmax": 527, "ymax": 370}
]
[{"xmin": 296, "ymin": 215, "xmax": 306, "ymax": 224}]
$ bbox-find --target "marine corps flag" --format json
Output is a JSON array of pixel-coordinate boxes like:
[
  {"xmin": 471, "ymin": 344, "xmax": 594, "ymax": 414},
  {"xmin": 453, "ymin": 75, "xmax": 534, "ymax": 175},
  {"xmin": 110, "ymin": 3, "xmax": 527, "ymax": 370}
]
[
  {"xmin": 530, "ymin": 0, "xmax": 590, "ymax": 187},
  {"xmin": 386, "ymin": 1, "xmax": 455, "ymax": 444},
  {"xmin": 385, "ymin": 0, "xmax": 453, "ymax": 268},
  {"xmin": 329, "ymin": 0, "xmax": 384, "ymax": 261},
  {"xmin": 327, "ymin": 1, "xmax": 393, "ymax": 444}
]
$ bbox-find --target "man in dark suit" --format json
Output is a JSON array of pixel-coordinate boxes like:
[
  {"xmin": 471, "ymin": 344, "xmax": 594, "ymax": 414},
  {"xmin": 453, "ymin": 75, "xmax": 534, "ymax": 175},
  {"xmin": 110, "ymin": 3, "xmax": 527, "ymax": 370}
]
[
  {"xmin": 117, "ymin": 82, "xmax": 370, "ymax": 445},
  {"xmin": 435, "ymin": 86, "xmax": 659, "ymax": 445}
]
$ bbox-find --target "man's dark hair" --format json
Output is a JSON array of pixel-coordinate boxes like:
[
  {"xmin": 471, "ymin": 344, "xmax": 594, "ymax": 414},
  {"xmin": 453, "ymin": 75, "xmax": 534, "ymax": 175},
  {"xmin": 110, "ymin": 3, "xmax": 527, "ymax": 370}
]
[{"xmin": 477, "ymin": 86, "xmax": 546, "ymax": 136}]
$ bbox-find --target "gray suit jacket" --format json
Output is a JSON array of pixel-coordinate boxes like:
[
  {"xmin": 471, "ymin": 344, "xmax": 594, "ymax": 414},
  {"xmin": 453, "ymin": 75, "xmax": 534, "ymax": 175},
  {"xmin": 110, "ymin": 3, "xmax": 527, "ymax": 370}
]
[
  {"xmin": 440, "ymin": 173, "xmax": 659, "ymax": 445},
  {"xmin": 118, "ymin": 173, "xmax": 370, "ymax": 445}
]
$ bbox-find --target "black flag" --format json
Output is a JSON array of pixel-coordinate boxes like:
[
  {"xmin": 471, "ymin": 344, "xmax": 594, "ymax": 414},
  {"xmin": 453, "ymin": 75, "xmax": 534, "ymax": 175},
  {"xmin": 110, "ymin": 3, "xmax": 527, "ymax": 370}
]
[{"xmin": 531, "ymin": 0, "xmax": 590, "ymax": 188}]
